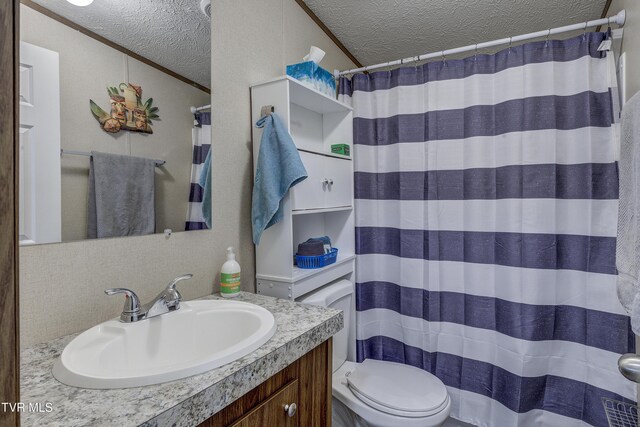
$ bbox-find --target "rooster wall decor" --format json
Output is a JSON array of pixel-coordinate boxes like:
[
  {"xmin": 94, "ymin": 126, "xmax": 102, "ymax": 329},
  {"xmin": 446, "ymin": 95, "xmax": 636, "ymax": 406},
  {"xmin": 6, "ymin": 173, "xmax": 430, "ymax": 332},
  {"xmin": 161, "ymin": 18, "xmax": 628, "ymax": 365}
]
[{"xmin": 90, "ymin": 83, "xmax": 160, "ymax": 134}]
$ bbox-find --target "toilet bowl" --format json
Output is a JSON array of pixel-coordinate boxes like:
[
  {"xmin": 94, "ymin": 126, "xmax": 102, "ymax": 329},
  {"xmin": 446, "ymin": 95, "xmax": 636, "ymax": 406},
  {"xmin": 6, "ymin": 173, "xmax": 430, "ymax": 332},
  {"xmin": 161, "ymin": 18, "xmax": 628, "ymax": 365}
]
[
  {"xmin": 333, "ymin": 360, "xmax": 451, "ymax": 427},
  {"xmin": 299, "ymin": 280, "xmax": 451, "ymax": 427}
]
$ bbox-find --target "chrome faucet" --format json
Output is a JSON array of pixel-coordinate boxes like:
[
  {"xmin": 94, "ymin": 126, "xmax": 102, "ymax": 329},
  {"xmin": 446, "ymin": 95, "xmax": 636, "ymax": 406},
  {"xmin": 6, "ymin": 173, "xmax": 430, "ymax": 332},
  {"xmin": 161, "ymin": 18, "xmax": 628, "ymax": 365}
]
[{"xmin": 105, "ymin": 274, "xmax": 193, "ymax": 323}]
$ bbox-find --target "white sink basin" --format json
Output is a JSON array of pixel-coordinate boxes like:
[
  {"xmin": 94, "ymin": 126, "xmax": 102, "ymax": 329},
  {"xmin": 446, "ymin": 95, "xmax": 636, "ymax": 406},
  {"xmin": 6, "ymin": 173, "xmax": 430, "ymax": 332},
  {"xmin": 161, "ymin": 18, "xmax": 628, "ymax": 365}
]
[{"xmin": 52, "ymin": 299, "xmax": 276, "ymax": 389}]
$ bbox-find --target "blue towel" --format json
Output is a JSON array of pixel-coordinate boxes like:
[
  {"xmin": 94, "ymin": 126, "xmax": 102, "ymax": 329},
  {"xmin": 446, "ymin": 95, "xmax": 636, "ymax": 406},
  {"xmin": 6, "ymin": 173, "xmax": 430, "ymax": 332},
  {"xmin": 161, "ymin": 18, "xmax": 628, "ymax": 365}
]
[
  {"xmin": 198, "ymin": 149, "xmax": 212, "ymax": 228},
  {"xmin": 252, "ymin": 114, "xmax": 307, "ymax": 244}
]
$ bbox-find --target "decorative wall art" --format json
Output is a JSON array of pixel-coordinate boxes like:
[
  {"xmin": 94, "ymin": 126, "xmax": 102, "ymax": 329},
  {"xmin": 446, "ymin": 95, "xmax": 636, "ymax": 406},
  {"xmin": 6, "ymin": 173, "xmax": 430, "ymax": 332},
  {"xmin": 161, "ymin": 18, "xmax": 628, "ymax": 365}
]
[{"xmin": 90, "ymin": 83, "xmax": 160, "ymax": 134}]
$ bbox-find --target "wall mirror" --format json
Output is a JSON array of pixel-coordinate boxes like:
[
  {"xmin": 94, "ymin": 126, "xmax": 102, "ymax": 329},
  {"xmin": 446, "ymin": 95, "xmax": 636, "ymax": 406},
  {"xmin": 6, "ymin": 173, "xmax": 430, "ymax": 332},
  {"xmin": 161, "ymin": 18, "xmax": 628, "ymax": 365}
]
[{"xmin": 18, "ymin": 0, "xmax": 212, "ymax": 245}]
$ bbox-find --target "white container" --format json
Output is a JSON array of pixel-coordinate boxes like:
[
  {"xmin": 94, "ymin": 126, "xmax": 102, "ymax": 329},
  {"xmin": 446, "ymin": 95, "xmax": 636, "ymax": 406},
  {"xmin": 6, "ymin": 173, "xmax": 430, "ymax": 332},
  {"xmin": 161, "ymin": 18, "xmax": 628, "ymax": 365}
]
[{"xmin": 220, "ymin": 247, "xmax": 241, "ymax": 298}]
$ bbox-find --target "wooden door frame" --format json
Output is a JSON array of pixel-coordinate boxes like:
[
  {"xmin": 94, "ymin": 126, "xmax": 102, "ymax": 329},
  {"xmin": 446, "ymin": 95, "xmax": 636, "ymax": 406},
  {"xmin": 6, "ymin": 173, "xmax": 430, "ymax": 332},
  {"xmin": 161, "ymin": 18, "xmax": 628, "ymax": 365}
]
[{"xmin": 0, "ymin": 0, "xmax": 20, "ymax": 426}]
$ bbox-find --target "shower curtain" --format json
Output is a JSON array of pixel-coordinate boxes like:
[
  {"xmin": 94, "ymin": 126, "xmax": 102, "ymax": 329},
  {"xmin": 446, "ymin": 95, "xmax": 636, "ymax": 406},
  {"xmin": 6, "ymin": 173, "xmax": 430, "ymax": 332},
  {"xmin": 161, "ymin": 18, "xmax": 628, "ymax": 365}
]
[
  {"xmin": 339, "ymin": 32, "xmax": 636, "ymax": 426},
  {"xmin": 185, "ymin": 111, "xmax": 211, "ymax": 230}
]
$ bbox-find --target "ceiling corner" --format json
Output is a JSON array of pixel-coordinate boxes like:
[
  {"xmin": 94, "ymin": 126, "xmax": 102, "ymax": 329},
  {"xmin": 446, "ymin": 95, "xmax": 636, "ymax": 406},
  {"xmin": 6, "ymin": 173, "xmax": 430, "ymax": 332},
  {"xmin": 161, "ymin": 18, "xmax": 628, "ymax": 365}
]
[{"xmin": 292, "ymin": 0, "xmax": 363, "ymax": 68}]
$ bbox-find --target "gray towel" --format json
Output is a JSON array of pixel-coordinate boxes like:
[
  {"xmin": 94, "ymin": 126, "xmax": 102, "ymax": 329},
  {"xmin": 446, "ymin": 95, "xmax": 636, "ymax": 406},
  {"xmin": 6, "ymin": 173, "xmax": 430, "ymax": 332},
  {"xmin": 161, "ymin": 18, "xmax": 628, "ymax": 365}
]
[
  {"xmin": 617, "ymin": 91, "xmax": 640, "ymax": 334},
  {"xmin": 88, "ymin": 151, "xmax": 156, "ymax": 238}
]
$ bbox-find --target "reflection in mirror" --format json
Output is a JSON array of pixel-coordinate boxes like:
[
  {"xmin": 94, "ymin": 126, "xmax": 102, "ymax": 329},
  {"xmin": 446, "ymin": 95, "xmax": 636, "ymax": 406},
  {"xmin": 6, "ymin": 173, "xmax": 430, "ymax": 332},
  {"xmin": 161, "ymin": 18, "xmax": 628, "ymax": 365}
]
[{"xmin": 19, "ymin": 0, "xmax": 211, "ymax": 245}]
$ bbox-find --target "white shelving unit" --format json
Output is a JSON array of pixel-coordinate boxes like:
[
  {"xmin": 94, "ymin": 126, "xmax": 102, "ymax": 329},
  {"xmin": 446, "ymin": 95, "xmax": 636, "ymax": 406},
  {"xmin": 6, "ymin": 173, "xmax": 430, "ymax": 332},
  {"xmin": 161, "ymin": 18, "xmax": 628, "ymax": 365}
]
[{"xmin": 250, "ymin": 76, "xmax": 355, "ymax": 301}]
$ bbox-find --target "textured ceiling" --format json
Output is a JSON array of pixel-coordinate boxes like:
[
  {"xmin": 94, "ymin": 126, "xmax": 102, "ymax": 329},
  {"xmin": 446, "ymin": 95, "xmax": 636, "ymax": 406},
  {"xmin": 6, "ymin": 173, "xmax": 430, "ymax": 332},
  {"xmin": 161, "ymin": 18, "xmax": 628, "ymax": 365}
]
[
  {"xmin": 29, "ymin": 0, "xmax": 211, "ymax": 88},
  {"xmin": 303, "ymin": 0, "xmax": 608, "ymax": 69}
]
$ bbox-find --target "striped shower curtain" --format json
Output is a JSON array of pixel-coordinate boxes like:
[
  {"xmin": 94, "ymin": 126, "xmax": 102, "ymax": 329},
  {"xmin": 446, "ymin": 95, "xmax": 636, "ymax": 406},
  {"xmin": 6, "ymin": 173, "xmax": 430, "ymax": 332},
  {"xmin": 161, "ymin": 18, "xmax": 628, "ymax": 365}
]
[
  {"xmin": 185, "ymin": 112, "xmax": 211, "ymax": 230},
  {"xmin": 339, "ymin": 32, "xmax": 636, "ymax": 426}
]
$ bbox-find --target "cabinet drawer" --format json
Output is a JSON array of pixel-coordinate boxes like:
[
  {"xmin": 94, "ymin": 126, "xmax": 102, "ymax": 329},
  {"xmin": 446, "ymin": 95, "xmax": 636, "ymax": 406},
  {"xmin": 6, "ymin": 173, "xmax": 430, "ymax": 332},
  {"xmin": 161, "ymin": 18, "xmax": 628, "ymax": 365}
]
[
  {"xmin": 230, "ymin": 380, "xmax": 299, "ymax": 427},
  {"xmin": 291, "ymin": 151, "xmax": 325, "ymax": 210}
]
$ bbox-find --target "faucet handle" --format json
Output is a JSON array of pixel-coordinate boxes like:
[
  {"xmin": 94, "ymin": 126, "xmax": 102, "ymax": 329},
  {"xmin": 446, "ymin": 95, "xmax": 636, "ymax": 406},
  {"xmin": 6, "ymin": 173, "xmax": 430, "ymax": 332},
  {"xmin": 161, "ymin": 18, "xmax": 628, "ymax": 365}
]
[
  {"xmin": 166, "ymin": 274, "xmax": 193, "ymax": 291},
  {"xmin": 105, "ymin": 288, "xmax": 142, "ymax": 317},
  {"xmin": 163, "ymin": 274, "xmax": 193, "ymax": 309}
]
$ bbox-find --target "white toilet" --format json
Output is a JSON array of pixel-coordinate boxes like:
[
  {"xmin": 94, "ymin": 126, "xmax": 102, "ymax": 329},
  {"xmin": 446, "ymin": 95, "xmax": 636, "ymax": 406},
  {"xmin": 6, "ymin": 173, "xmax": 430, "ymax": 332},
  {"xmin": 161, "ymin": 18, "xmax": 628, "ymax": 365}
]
[{"xmin": 300, "ymin": 280, "xmax": 451, "ymax": 427}]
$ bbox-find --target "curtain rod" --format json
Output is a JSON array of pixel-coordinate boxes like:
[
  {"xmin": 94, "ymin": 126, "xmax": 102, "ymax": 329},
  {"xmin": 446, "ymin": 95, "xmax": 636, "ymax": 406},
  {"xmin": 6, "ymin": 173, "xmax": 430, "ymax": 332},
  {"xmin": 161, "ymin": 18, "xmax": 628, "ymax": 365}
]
[
  {"xmin": 190, "ymin": 105, "xmax": 211, "ymax": 113},
  {"xmin": 60, "ymin": 149, "xmax": 166, "ymax": 167},
  {"xmin": 335, "ymin": 10, "xmax": 626, "ymax": 77}
]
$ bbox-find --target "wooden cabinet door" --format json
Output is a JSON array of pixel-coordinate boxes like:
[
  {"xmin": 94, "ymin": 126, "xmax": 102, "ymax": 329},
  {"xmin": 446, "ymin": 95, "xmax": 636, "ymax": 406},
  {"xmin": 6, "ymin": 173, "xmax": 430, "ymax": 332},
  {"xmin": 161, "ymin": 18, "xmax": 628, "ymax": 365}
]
[
  {"xmin": 230, "ymin": 380, "xmax": 299, "ymax": 427},
  {"xmin": 291, "ymin": 151, "xmax": 325, "ymax": 210},
  {"xmin": 324, "ymin": 157, "xmax": 352, "ymax": 208},
  {"xmin": 199, "ymin": 340, "xmax": 332, "ymax": 427}
]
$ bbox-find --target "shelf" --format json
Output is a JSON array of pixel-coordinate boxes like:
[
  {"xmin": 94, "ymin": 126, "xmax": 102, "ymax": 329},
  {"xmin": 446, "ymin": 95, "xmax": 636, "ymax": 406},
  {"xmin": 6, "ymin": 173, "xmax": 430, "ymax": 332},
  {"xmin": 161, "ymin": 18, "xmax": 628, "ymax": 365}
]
[
  {"xmin": 251, "ymin": 76, "xmax": 352, "ymax": 114},
  {"xmin": 292, "ymin": 253, "xmax": 356, "ymax": 282},
  {"xmin": 252, "ymin": 74, "xmax": 355, "ymax": 294},
  {"xmin": 255, "ymin": 253, "xmax": 355, "ymax": 283},
  {"xmin": 292, "ymin": 206, "xmax": 353, "ymax": 216},
  {"xmin": 289, "ymin": 77, "xmax": 352, "ymax": 114},
  {"xmin": 297, "ymin": 148, "xmax": 351, "ymax": 160}
]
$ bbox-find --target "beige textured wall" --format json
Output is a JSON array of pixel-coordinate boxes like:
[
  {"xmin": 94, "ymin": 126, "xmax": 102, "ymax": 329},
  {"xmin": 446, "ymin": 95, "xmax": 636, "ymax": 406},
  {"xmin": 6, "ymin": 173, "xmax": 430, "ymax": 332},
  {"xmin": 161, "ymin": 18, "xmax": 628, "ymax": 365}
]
[
  {"xmin": 609, "ymin": 1, "xmax": 640, "ymax": 101},
  {"xmin": 20, "ymin": 5, "xmax": 210, "ymax": 241},
  {"xmin": 19, "ymin": 0, "xmax": 356, "ymax": 348}
]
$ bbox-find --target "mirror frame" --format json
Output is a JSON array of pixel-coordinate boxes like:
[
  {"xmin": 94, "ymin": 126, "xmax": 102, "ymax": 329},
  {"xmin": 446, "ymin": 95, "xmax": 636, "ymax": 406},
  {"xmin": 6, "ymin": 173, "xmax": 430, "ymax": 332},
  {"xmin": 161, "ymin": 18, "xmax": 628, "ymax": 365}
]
[{"xmin": 0, "ymin": 0, "xmax": 20, "ymax": 425}]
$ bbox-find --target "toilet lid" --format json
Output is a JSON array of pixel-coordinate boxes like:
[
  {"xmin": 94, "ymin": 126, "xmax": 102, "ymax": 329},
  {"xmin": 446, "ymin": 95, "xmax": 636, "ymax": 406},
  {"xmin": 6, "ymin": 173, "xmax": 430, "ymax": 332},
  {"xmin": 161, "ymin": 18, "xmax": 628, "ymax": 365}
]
[{"xmin": 347, "ymin": 359, "xmax": 448, "ymax": 417}]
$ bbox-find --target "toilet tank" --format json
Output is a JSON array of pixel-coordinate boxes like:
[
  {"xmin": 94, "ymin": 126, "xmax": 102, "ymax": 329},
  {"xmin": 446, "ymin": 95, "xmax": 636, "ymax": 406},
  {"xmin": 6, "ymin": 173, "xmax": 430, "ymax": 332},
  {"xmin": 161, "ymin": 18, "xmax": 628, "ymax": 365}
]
[{"xmin": 298, "ymin": 279, "xmax": 354, "ymax": 372}]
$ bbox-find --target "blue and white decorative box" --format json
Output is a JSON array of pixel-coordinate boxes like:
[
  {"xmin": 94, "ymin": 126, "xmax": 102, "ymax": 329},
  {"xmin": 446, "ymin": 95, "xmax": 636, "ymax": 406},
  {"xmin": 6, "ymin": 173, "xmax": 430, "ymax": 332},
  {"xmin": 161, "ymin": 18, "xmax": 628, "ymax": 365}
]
[{"xmin": 286, "ymin": 61, "xmax": 336, "ymax": 97}]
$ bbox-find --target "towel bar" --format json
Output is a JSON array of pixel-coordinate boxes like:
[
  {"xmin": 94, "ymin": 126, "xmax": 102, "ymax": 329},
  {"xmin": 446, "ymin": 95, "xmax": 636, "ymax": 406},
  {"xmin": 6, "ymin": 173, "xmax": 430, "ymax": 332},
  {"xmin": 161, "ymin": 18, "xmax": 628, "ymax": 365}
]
[{"xmin": 60, "ymin": 149, "xmax": 166, "ymax": 166}]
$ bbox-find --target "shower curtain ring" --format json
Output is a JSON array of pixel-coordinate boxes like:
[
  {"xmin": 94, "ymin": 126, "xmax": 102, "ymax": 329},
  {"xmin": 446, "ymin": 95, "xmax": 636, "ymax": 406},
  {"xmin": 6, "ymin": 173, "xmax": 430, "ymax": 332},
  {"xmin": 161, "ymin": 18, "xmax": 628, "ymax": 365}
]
[
  {"xmin": 508, "ymin": 37, "xmax": 513, "ymax": 53},
  {"xmin": 583, "ymin": 22, "xmax": 588, "ymax": 39},
  {"xmin": 545, "ymin": 29, "xmax": 551, "ymax": 47},
  {"xmin": 441, "ymin": 51, "xmax": 446, "ymax": 64},
  {"xmin": 474, "ymin": 44, "xmax": 479, "ymax": 60}
]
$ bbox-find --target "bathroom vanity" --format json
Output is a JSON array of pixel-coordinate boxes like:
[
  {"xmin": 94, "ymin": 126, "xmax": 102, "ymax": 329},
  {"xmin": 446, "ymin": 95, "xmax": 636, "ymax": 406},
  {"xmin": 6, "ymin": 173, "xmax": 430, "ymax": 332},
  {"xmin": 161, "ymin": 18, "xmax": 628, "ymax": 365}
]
[
  {"xmin": 20, "ymin": 293, "xmax": 342, "ymax": 427},
  {"xmin": 200, "ymin": 339, "xmax": 332, "ymax": 426}
]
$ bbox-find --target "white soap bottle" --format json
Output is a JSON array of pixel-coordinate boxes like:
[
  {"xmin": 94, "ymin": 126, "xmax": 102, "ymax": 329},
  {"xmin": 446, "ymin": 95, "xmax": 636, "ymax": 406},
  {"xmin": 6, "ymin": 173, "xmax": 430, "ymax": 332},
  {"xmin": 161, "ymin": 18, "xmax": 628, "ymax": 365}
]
[{"xmin": 220, "ymin": 246, "xmax": 241, "ymax": 298}]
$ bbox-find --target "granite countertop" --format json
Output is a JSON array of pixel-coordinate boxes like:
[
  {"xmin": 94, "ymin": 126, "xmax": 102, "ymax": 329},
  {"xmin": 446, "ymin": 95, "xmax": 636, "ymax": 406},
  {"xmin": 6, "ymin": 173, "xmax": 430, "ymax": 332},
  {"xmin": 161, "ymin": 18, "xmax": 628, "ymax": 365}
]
[{"xmin": 20, "ymin": 292, "xmax": 343, "ymax": 427}]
